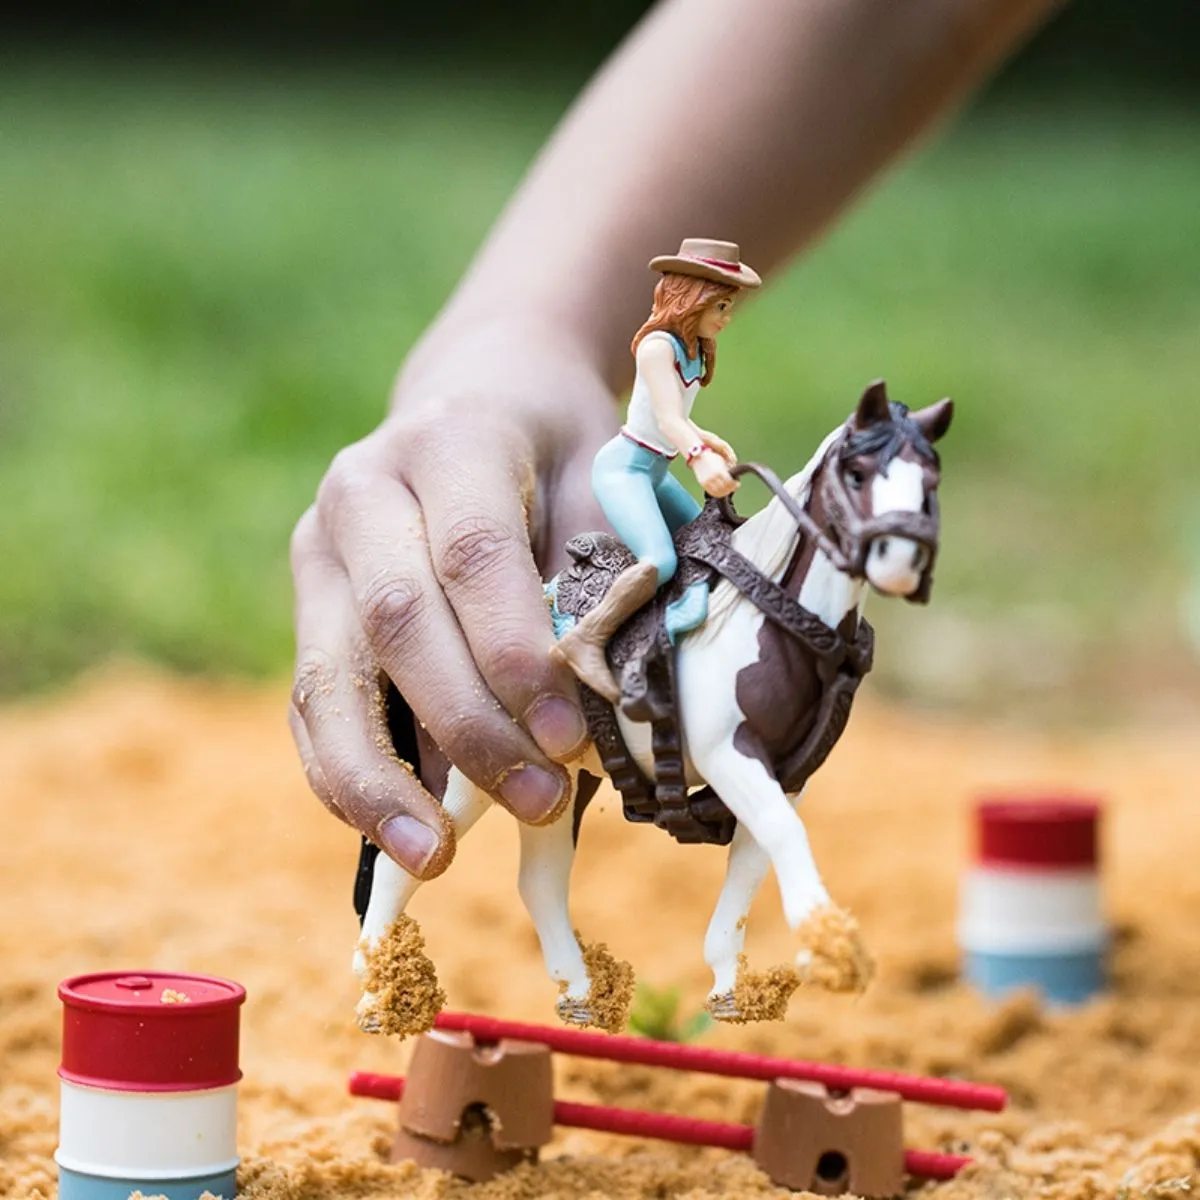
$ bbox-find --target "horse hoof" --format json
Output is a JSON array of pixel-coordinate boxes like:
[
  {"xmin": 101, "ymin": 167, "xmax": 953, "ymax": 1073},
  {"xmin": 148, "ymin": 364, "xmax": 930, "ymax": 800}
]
[
  {"xmin": 706, "ymin": 991, "xmax": 742, "ymax": 1022},
  {"xmin": 555, "ymin": 995, "xmax": 594, "ymax": 1027},
  {"xmin": 355, "ymin": 992, "xmax": 382, "ymax": 1034}
]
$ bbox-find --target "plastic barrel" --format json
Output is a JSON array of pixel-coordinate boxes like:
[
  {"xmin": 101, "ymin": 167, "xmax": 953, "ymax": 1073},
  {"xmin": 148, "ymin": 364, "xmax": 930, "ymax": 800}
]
[
  {"xmin": 57, "ymin": 972, "xmax": 245, "ymax": 1200},
  {"xmin": 959, "ymin": 798, "xmax": 1106, "ymax": 1005}
]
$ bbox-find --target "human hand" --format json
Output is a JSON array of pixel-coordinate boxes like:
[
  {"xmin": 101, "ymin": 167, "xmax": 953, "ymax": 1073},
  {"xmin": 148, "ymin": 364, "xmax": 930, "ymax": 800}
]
[
  {"xmin": 288, "ymin": 318, "xmax": 615, "ymax": 881},
  {"xmin": 692, "ymin": 449, "xmax": 739, "ymax": 498}
]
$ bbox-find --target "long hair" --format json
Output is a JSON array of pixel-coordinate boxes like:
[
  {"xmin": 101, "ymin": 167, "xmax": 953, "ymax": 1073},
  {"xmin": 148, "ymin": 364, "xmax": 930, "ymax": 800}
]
[{"xmin": 630, "ymin": 273, "xmax": 737, "ymax": 387}]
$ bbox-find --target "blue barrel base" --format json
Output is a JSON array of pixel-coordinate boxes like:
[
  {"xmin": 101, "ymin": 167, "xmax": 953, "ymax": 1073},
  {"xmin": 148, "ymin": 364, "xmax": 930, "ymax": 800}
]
[
  {"xmin": 59, "ymin": 1165, "xmax": 237, "ymax": 1200},
  {"xmin": 964, "ymin": 948, "xmax": 1106, "ymax": 1006}
]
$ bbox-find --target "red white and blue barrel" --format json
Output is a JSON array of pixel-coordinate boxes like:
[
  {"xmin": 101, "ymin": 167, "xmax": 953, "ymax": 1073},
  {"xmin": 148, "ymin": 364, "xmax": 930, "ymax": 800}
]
[
  {"xmin": 959, "ymin": 798, "xmax": 1106, "ymax": 1005},
  {"xmin": 57, "ymin": 972, "xmax": 245, "ymax": 1200}
]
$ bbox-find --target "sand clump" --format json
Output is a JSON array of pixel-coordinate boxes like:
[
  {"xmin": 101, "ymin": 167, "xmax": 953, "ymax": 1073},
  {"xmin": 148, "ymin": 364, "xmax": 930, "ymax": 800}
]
[
  {"xmin": 6, "ymin": 668, "xmax": 1200, "ymax": 1198},
  {"xmin": 796, "ymin": 903, "xmax": 876, "ymax": 993},
  {"xmin": 728, "ymin": 955, "xmax": 801, "ymax": 1023},
  {"xmin": 360, "ymin": 915, "xmax": 447, "ymax": 1037},
  {"xmin": 568, "ymin": 938, "xmax": 636, "ymax": 1034}
]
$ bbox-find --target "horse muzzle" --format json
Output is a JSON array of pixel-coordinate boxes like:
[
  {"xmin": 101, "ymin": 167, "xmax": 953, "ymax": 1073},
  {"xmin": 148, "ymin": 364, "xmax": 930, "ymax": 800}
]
[
  {"xmin": 849, "ymin": 502, "xmax": 941, "ymax": 605},
  {"xmin": 865, "ymin": 535, "xmax": 930, "ymax": 597}
]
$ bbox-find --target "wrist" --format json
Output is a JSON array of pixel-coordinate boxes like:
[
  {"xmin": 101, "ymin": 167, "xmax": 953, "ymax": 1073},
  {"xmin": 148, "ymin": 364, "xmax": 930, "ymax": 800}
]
[
  {"xmin": 685, "ymin": 442, "xmax": 711, "ymax": 467},
  {"xmin": 392, "ymin": 312, "xmax": 613, "ymax": 417}
]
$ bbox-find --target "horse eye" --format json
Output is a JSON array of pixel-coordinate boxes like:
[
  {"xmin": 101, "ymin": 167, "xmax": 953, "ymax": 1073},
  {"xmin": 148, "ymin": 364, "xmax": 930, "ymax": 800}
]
[{"xmin": 846, "ymin": 468, "xmax": 865, "ymax": 490}]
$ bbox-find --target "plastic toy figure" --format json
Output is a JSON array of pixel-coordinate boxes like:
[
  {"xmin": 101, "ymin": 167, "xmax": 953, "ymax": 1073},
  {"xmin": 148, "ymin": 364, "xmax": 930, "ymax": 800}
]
[
  {"xmin": 550, "ymin": 237, "xmax": 762, "ymax": 703},
  {"xmin": 354, "ymin": 254, "xmax": 954, "ymax": 1026}
]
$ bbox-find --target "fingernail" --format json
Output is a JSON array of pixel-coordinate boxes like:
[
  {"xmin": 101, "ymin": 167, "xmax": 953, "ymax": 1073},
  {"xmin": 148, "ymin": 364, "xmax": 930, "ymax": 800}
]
[
  {"xmin": 497, "ymin": 764, "xmax": 567, "ymax": 823},
  {"xmin": 377, "ymin": 814, "xmax": 439, "ymax": 875},
  {"xmin": 526, "ymin": 694, "xmax": 589, "ymax": 762}
]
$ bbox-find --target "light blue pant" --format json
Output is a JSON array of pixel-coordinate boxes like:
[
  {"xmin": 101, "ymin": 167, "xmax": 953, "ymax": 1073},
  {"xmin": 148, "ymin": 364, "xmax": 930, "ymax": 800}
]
[
  {"xmin": 592, "ymin": 435, "xmax": 701, "ymax": 586},
  {"xmin": 592, "ymin": 435, "xmax": 708, "ymax": 641}
]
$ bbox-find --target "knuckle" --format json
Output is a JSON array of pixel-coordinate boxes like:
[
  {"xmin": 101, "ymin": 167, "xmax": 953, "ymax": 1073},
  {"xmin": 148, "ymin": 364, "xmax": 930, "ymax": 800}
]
[
  {"xmin": 438, "ymin": 515, "xmax": 519, "ymax": 588},
  {"xmin": 482, "ymin": 636, "xmax": 545, "ymax": 694},
  {"xmin": 304, "ymin": 768, "xmax": 346, "ymax": 823},
  {"xmin": 436, "ymin": 710, "xmax": 509, "ymax": 784},
  {"xmin": 289, "ymin": 507, "xmax": 321, "ymax": 573},
  {"xmin": 401, "ymin": 416, "xmax": 455, "ymax": 467},
  {"xmin": 321, "ymin": 752, "xmax": 372, "ymax": 821},
  {"xmin": 316, "ymin": 443, "xmax": 374, "ymax": 515},
  {"xmin": 291, "ymin": 652, "xmax": 337, "ymax": 720},
  {"xmin": 360, "ymin": 574, "xmax": 426, "ymax": 662}
]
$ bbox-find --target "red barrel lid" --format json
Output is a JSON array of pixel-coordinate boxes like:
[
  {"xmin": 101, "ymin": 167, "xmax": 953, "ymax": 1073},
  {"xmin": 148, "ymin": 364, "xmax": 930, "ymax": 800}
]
[
  {"xmin": 59, "ymin": 971, "xmax": 245, "ymax": 1093},
  {"xmin": 975, "ymin": 796, "xmax": 1100, "ymax": 869}
]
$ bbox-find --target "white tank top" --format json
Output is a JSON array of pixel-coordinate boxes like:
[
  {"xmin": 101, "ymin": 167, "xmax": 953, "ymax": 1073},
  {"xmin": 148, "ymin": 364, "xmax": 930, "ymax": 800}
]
[{"xmin": 622, "ymin": 331, "xmax": 704, "ymax": 457}]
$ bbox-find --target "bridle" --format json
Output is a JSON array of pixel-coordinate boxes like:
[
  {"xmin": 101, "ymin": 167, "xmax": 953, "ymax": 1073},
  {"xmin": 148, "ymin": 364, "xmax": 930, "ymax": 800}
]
[{"xmin": 720, "ymin": 422, "xmax": 942, "ymax": 604}]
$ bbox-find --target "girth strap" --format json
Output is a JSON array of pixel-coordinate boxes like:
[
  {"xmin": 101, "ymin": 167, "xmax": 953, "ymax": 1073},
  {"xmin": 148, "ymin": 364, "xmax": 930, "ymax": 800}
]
[{"xmin": 682, "ymin": 537, "xmax": 875, "ymax": 792}]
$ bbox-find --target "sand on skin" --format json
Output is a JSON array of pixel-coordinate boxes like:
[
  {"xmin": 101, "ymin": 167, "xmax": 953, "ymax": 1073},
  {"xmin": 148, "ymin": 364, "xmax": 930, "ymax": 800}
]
[{"xmin": 4, "ymin": 665, "xmax": 1200, "ymax": 1198}]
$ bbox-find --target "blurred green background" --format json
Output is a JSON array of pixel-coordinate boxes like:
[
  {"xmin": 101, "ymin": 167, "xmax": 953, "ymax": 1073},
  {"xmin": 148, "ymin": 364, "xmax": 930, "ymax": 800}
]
[{"xmin": 2, "ymin": 4, "xmax": 1199, "ymax": 720}]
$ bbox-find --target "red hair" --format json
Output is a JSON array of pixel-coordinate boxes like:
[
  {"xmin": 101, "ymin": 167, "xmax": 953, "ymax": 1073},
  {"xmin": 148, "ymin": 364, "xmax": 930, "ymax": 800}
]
[{"xmin": 630, "ymin": 274, "xmax": 737, "ymax": 387}]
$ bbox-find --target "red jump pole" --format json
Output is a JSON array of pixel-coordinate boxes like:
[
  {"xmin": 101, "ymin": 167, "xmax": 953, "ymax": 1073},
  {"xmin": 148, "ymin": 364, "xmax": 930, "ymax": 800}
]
[
  {"xmin": 434, "ymin": 1011, "xmax": 1006, "ymax": 1113},
  {"xmin": 348, "ymin": 1071, "xmax": 970, "ymax": 1182}
]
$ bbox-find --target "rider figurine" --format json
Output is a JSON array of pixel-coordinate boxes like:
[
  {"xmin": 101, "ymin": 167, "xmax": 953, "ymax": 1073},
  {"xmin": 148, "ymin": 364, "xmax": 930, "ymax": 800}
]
[{"xmin": 551, "ymin": 237, "xmax": 761, "ymax": 704}]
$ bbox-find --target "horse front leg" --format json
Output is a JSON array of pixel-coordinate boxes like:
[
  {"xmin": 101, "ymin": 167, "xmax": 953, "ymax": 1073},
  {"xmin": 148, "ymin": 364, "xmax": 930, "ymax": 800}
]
[
  {"xmin": 517, "ymin": 765, "xmax": 635, "ymax": 1032},
  {"xmin": 692, "ymin": 739, "xmax": 873, "ymax": 996},
  {"xmin": 355, "ymin": 767, "xmax": 492, "ymax": 1027},
  {"xmin": 703, "ymin": 820, "xmax": 771, "ymax": 1017}
]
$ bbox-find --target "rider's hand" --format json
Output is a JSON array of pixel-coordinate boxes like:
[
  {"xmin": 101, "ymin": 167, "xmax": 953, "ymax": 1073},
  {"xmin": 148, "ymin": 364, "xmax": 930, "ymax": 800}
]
[
  {"xmin": 695, "ymin": 429, "xmax": 737, "ymax": 467},
  {"xmin": 693, "ymin": 448, "xmax": 739, "ymax": 498},
  {"xmin": 289, "ymin": 317, "xmax": 615, "ymax": 880}
]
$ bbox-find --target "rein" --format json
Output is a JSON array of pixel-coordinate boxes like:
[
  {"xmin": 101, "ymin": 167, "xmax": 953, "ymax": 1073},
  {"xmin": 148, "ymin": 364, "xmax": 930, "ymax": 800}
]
[{"xmin": 719, "ymin": 462, "xmax": 850, "ymax": 570}]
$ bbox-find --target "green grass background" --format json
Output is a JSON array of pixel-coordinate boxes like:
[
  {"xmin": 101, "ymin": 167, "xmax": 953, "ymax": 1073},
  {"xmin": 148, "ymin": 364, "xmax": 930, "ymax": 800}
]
[{"xmin": 3, "ymin": 61, "xmax": 1199, "ymax": 709}]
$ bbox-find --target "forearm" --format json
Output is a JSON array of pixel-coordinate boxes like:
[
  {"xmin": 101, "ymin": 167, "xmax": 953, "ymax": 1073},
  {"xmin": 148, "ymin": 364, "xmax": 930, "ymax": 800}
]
[{"xmin": 412, "ymin": 0, "xmax": 1059, "ymax": 395}]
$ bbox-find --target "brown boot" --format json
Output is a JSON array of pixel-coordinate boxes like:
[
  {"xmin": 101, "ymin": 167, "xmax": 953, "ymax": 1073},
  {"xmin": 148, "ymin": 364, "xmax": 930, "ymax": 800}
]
[{"xmin": 550, "ymin": 560, "xmax": 659, "ymax": 703}]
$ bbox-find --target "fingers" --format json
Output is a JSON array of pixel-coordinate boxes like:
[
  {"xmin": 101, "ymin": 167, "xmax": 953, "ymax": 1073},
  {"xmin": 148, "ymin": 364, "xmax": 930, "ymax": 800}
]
[
  {"xmin": 696, "ymin": 460, "xmax": 740, "ymax": 498},
  {"xmin": 404, "ymin": 426, "xmax": 588, "ymax": 765},
  {"xmin": 712, "ymin": 438, "xmax": 738, "ymax": 466},
  {"xmin": 696, "ymin": 429, "xmax": 737, "ymax": 465},
  {"xmin": 290, "ymin": 510, "xmax": 455, "ymax": 879},
  {"xmin": 541, "ymin": 447, "xmax": 608, "ymax": 576},
  {"xmin": 287, "ymin": 699, "xmax": 342, "ymax": 822},
  {"xmin": 318, "ymin": 465, "xmax": 572, "ymax": 826}
]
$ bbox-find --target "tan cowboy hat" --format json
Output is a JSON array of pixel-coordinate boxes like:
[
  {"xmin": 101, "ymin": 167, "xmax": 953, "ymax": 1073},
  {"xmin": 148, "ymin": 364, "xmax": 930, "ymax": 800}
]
[{"xmin": 648, "ymin": 237, "xmax": 762, "ymax": 289}]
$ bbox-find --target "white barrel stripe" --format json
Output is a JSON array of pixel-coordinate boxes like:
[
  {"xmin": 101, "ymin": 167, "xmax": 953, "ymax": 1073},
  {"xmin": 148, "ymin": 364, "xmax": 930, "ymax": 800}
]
[
  {"xmin": 958, "ymin": 867, "xmax": 1105, "ymax": 954},
  {"xmin": 57, "ymin": 1081, "xmax": 238, "ymax": 1178}
]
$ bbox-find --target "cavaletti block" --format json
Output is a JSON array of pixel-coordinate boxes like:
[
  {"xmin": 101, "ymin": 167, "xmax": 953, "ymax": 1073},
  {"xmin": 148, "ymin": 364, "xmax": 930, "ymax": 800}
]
[
  {"xmin": 57, "ymin": 972, "xmax": 245, "ymax": 1200},
  {"xmin": 959, "ymin": 798, "xmax": 1106, "ymax": 1005}
]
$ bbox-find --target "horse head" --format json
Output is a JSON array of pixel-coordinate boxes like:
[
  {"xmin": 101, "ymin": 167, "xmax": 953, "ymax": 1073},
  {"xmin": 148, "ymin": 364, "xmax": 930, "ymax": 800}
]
[{"xmin": 820, "ymin": 379, "xmax": 952, "ymax": 603}]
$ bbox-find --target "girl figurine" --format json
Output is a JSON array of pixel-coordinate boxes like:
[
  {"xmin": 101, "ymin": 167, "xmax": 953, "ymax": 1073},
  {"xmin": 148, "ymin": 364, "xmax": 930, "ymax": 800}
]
[{"xmin": 552, "ymin": 237, "xmax": 761, "ymax": 704}]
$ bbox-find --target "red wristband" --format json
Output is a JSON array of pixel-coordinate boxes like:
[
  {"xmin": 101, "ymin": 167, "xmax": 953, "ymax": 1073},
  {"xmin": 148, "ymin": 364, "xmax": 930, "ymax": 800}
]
[{"xmin": 685, "ymin": 443, "xmax": 708, "ymax": 466}]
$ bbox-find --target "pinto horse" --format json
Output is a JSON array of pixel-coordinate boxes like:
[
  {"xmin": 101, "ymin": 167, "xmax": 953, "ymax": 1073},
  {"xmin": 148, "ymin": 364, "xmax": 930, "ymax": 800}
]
[{"xmin": 355, "ymin": 380, "xmax": 952, "ymax": 1027}]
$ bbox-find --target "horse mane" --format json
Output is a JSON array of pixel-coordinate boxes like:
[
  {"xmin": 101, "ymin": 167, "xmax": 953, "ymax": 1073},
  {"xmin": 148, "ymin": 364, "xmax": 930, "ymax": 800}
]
[
  {"xmin": 842, "ymin": 401, "xmax": 938, "ymax": 470},
  {"xmin": 692, "ymin": 423, "xmax": 845, "ymax": 642}
]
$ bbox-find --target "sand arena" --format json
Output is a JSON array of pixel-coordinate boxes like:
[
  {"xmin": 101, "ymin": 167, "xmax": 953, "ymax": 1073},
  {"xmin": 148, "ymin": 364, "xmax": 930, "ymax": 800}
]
[{"xmin": 4, "ymin": 666, "xmax": 1200, "ymax": 1199}]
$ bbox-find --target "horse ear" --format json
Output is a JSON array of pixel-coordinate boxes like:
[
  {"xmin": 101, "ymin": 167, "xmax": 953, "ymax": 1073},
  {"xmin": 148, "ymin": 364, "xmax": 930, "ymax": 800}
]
[
  {"xmin": 853, "ymin": 379, "xmax": 891, "ymax": 430},
  {"xmin": 912, "ymin": 397, "xmax": 954, "ymax": 442}
]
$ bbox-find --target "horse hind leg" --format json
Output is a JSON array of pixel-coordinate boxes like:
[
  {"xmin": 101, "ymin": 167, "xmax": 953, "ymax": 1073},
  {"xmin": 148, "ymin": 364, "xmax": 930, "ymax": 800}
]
[{"xmin": 355, "ymin": 767, "xmax": 492, "ymax": 1028}]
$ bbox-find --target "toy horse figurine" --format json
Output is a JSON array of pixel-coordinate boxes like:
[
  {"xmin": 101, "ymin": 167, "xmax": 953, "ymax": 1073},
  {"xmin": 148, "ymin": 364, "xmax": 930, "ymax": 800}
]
[{"xmin": 354, "ymin": 378, "xmax": 952, "ymax": 1029}]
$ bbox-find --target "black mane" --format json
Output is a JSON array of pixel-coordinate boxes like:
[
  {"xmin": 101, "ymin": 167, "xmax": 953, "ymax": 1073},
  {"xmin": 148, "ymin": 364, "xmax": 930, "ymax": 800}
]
[{"xmin": 840, "ymin": 401, "xmax": 938, "ymax": 470}]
